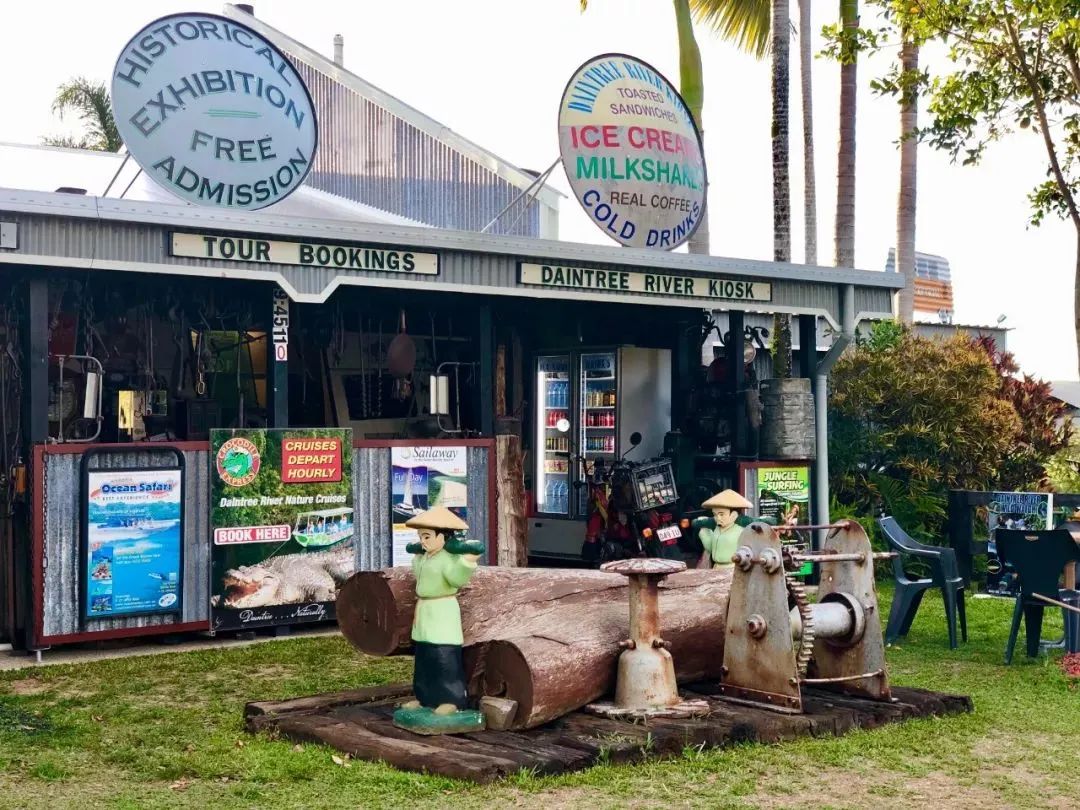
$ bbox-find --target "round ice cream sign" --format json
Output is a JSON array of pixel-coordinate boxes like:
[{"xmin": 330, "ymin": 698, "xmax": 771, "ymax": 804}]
[
  {"xmin": 558, "ymin": 54, "xmax": 706, "ymax": 250},
  {"xmin": 111, "ymin": 13, "xmax": 317, "ymax": 210}
]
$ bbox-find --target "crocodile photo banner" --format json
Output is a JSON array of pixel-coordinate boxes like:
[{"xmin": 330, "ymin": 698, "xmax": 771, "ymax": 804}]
[{"xmin": 209, "ymin": 428, "xmax": 354, "ymax": 632}]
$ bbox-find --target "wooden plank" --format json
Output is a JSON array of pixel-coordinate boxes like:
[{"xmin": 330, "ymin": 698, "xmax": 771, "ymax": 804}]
[
  {"xmin": 275, "ymin": 713, "xmax": 522, "ymax": 784},
  {"xmin": 461, "ymin": 729, "xmax": 594, "ymax": 773},
  {"xmin": 549, "ymin": 713, "xmax": 656, "ymax": 763},
  {"xmin": 334, "ymin": 706, "xmax": 547, "ymax": 771},
  {"xmin": 245, "ymin": 684, "xmax": 413, "ymax": 719}
]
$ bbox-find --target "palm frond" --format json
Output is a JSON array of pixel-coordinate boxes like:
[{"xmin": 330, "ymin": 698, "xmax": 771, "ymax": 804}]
[
  {"xmin": 50, "ymin": 77, "xmax": 122, "ymax": 152},
  {"xmin": 689, "ymin": 0, "xmax": 772, "ymax": 59}
]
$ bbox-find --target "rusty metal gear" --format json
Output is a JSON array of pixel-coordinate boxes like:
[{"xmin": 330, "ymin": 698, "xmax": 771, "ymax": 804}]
[{"xmin": 787, "ymin": 573, "xmax": 815, "ymax": 677}]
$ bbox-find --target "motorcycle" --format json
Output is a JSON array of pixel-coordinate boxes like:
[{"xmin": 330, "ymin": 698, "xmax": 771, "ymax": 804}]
[{"xmin": 579, "ymin": 432, "xmax": 688, "ymax": 565}]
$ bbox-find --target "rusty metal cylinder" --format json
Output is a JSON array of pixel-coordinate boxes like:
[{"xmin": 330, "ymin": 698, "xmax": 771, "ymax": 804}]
[{"xmin": 790, "ymin": 592, "xmax": 866, "ymax": 645}]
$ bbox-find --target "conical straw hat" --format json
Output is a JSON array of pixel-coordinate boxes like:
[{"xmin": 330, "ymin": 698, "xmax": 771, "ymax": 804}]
[
  {"xmin": 702, "ymin": 489, "xmax": 752, "ymax": 510},
  {"xmin": 405, "ymin": 505, "xmax": 469, "ymax": 532}
]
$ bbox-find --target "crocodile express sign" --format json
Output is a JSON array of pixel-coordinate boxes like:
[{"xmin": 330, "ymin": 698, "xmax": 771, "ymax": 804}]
[
  {"xmin": 558, "ymin": 53, "xmax": 706, "ymax": 250},
  {"xmin": 111, "ymin": 13, "xmax": 317, "ymax": 210},
  {"xmin": 209, "ymin": 428, "xmax": 353, "ymax": 631}
]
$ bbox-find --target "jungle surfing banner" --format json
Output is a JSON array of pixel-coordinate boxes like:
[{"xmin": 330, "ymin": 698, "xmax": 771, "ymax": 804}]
[
  {"xmin": 209, "ymin": 428, "xmax": 354, "ymax": 631},
  {"xmin": 743, "ymin": 464, "xmax": 812, "ymax": 577}
]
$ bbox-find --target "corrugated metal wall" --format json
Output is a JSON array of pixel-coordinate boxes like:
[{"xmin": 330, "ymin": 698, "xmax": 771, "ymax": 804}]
[
  {"xmin": 41, "ymin": 448, "xmax": 211, "ymax": 639},
  {"xmin": 39, "ymin": 444, "xmax": 493, "ymax": 639},
  {"xmin": 295, "ymin": 62, "xmax": 541, "ymax": 237}
]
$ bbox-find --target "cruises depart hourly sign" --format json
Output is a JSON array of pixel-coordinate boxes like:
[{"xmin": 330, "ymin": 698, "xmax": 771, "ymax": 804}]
[
  {"xmin": 111, "ymin": 13, "xmax": 318, "ymax": 210},
  {"xmin": 558, "ymin": 54, "xmax": 707, "ymax": 251}
]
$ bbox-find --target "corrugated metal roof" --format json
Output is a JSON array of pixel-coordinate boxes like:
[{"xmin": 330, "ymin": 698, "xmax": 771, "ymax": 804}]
[
  {"xmin": 0, "ymin": 142, "xmax": 432, "ymax": 228},
  {"xmin": 0, "ymin": 189, "xmax": 902, "ymax": 291}
]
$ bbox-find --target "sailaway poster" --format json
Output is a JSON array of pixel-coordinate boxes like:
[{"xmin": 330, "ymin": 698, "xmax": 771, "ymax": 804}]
[
  {"xmin": 84, "ymin": 468, "xmax": 183, "ymax": 620},
  {"xmin": 390, "ymin": 446, "xmax": 468, "ymax": 565}
]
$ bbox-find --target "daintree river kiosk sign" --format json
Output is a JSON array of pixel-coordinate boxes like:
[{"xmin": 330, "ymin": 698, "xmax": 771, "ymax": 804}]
[
  {"xmin": 558, "ymin": 54, "xmax": 706, "ymax": 250},
  {"xmin": 519, "ymin": 263, "xmax": 770, "ymax": 303},
  {"xmin": 111, "ymin": 13, "xmax": 318, "ymax": 210}
]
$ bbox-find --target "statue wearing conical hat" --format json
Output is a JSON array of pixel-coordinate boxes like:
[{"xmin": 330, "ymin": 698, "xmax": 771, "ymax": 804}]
[
  {"xmin": 393, "ymin": 506, "xmax": 486, "ymax": 735},
  {"xmin": 698, "ymin": 490, "xmax": 753, "ymax": 569}
]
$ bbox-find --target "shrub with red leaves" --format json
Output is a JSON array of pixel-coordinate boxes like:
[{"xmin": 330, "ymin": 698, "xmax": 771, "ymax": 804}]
[
  {"xmin": 1062, "ymin": 653, "xmax": 1080, "ymax": 678},
  {"xmin": 973, "ymin": 336, "xmax": 1072, "ymax": 489}
]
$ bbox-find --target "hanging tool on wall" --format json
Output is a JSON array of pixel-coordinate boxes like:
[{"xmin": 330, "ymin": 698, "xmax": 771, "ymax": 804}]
[
  {"xmin": 719, "ymin": 521, "xmax": 895, "ymax": 713},
  {"xmin": 387, "ymin": 309, "xmax": 415, "ymax": 402}
]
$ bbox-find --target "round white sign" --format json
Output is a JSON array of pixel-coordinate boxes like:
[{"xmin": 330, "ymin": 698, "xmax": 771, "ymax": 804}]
[
  {"xmin": 558, "ymin": 54, "xmax": 706, "ymax": 250},
  {"xmin": 111, "ymin": 13, "xmax": 318, "ymax": 210}
]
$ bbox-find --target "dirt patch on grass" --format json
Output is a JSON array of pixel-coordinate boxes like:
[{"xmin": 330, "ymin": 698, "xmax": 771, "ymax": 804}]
[
  {"xmin": 5, "ymin": 678, "xmax": 49, "ymax": 696},
  {"xmin": 749, "ymin": 764, "xmax": 1067, "ymax": 810}
]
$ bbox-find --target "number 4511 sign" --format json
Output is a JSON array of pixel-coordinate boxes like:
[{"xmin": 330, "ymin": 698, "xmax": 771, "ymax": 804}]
[{"xmin": 272, "ymin": 288, "xmax": 289, "ymax": 362}]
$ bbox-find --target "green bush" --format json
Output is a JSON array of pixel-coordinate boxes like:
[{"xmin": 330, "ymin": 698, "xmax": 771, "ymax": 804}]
[{"xmin": 829, "ymin": 323, "xmax": 1021, "ymax": 542}]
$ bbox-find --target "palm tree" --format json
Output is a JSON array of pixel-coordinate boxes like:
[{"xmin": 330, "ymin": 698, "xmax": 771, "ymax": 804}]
[
  {"xmin": 798, "ymin": 0, "xmax": 817, "ymax": 265},
  {"xmin": 896, "ymin": 34, "xmax": 918, "ymax": 323},
  {"xmin": 581, "ymin": 1, "xmax": 770, "ymax": 255},
  {"xmin": 42, "ymin": 77, "xmax": 122, "ymax": 152},
  {"xmin": 835, "ymin": 0, "xmax": 858, "ymax": 268},
  {"xmin": 770, "ymin": 0, "xmax": 793, "ymax": 376}
]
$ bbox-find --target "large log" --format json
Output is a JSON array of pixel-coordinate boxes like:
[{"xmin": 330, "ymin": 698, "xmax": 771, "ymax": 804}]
[
  {"xmin": 469, "ymin": 571, "xmax": 730, "ymax": 728},
  {"xmin": 337, "ymin": 566, "xmax": 724, "ymax": 656},
  {"xmin": 337, "ymin": 566, "xmax": 731, "ymax": 728},
  {"xmin": 339, "ymin": 567, "xmax": 635, "ymax": 656}
]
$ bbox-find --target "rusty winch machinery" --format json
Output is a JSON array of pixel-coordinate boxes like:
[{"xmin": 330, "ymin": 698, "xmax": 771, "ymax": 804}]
[{"xmin": 719, "ymin": 520, "xmax": 895, "ymax": 713}]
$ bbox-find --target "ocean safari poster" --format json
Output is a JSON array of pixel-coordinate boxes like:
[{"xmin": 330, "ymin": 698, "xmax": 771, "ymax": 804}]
[
  {"xmin": 209, "ymin": 428, "xmax": 354, "ymax": 632},
  {"xmin": 84, "ymin": 468, "xmax": 183, "ymax": 620},
  {"xmin": 390, "ymin": 446, "xmax": 468, "ymax": 565}
]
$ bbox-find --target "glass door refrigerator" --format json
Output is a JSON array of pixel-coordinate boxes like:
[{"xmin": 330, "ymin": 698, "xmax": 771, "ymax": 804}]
[
  {"xmin": 529, "ymin": 347, "xmax": 671, "ymax": 559},
  {"xmin": 534, "ymin": 354, "xmax": 571, "ymax": 516},
  {"xmin": 577, "ymin": 351, "xmax": 618, "ymax": 514}
]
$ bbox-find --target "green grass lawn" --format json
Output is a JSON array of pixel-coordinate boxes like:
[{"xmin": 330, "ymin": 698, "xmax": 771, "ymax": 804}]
[{"xmin": 1, "ymin": 588, "xmax": 1077, "ymax": 810}]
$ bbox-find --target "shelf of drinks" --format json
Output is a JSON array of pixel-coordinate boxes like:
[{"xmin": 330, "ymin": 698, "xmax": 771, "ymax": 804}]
[
  {"xmin": 585, "ymin": 426, "xmax": 615, "ymax": 430},
  {"xmin": 584, "ymin": 406, "xmax": 615, "ymax": 409},
  {"xmin": 545, "ymin": 450, "xmax": 570, "ymax": 455},
  {"xmin": 585, "ymin": 376, "xmax": 615, "ymax": 381}
]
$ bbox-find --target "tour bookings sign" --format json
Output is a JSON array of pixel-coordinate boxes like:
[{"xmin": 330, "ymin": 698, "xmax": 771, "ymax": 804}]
[
  {"xmin": 111, "ymin": 13, "xmax": 317, "ymax": 210},
  {"xmin": 559, "ymin": 54, "xmax": 707, "ymax": 250},
  {"xmin": 210, "ymin": 429, "xmax": 354, "ymax": 632}
]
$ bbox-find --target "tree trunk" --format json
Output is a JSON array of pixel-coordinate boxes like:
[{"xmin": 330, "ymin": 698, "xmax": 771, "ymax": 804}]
[
  {"xmin": 674, "ymin": 0, "xmax": 710, "ymax": 255},
  {"xmin": 799, "ymin": 0, "xmax": 817, "ymax": 266},
  {"xmin": 1075, "ymin": 233, "xmax": 1080, "ymax": 379},
  {"xmin": 834, "ymin": 0, "xmax": 858, "ymax": 269},
  {"xmin": 495, "ymin": 435, "xmax": 527, "ymax": 567},
  {"xmin": 773, "ymin": 0, "xmax": 792, "ymax": 377},
  {"xmin": 896, "ymin": 37, "xmax": 919, "ymax": 323},
  {"xmin": 471, "ymin": 574, "xmax": 728, "ymax": 728}
]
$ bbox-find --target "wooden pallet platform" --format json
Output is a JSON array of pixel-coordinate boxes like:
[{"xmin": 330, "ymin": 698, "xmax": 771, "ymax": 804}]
[{"xmin": 245, "ymin": 683, "xmax": 972, "ymax": 784}]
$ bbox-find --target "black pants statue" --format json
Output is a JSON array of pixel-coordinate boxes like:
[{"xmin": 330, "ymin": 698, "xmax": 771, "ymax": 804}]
[{"xmin": 412, "ymin": 641, "xmax": 469, "ymax": 710}]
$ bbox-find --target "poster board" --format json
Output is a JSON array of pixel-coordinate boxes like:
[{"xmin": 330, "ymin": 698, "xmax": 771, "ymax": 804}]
[
  {"xmin": 81, "ymin": 464, "xmax": 184, "ymax": 621},
  {"xmin": 743, "ymin": 463, "xmax": 812, "ymax": 576},
  {"xmin": 391, "ymin": 446, "xmax": 468, "ymax": 566},
  {"xmin": 985, "ymin": 492, "xmax": 1053, "ymax": 597},
  {"xmin": 210, "ymin": 429, "xmax": 353, "ymax": 631}
]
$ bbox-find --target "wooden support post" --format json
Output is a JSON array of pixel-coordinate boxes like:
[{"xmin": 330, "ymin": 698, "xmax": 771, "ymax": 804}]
[
  {"xmin": 798, "ymin": 315, "xmax": 816, "ymax": 379},
  {"xmin": 17, "ymin": 278, "xmax": 48, "ymax": 648},
  {"xmin": 729, "ymin": 310, "xmax": 748, "ymax": 457},
  {"xmin": 511, "ymin": 330, "xmax": 523, "ymax": 418},
  {"xmin": 479, "ymin": 304, "xmax": 494, "ymax": 436},
  {"xmin": 495, "ymin": 344, "xmax": 506, "ymax": 418},
  {"xmin": 495, "ymin": 434, "xmax": 527, "ymax": 566}
]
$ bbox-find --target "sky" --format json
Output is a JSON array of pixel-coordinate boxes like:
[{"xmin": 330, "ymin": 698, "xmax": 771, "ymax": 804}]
[{"xmin": 0, "ymin": 0, "xmax": 1075, "ymax": 380}]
